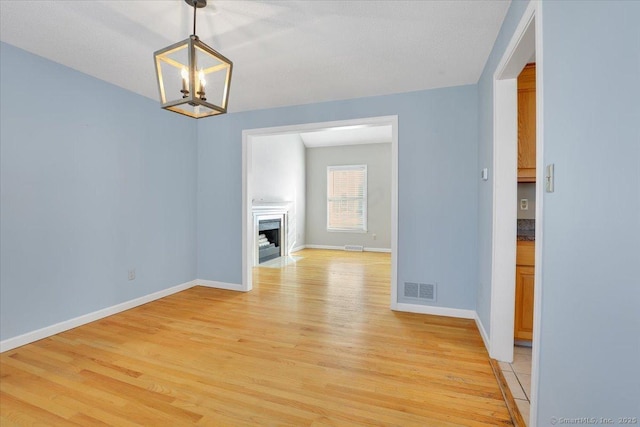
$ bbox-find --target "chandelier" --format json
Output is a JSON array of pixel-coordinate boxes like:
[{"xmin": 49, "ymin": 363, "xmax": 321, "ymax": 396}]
[{"xmin": 153, "ymin": 0, "xmax": 232, "ymax": 118}]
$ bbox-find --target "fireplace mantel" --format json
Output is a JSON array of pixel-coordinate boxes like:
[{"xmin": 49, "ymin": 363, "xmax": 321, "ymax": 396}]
[{"xmin": 252, "ymin": 201, "xmax": 292, "ymax": 214}]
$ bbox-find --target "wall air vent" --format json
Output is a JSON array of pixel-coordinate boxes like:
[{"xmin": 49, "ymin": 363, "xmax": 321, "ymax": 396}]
[
  {"xmin": 344, "ymin": 245, "xmax": 364, "ymax": 252},
  {"xmin": 419, "ymin": 283, "xmax": 436, "ymax": 301},
  {"xmin": 404, "ymin": 282, "xmax": 419, "ymax": 298},
  {"xmin": 404, "ymin": 282, "xmax": 437, "ymax": 302}
]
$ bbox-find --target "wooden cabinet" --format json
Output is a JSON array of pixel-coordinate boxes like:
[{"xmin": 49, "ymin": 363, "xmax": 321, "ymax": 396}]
[
  {"xmin": 518, "ymin": 63, "xmax": 536, "ymax": 182},
  {"xmin": 514, "ymin": 241, "xmax": 535, "ymax": 341},
  {"xmin": 515, "ymin": 265, "xmax": 535, "ymax": 340}
]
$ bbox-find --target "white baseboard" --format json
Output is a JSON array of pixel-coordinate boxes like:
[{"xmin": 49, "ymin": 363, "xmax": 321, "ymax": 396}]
[
  {"xmin": 198, "ymin": 280, "xmax": 245, "ymax": 292},
  {"xmin": 305, "ymin": 244, "xmax": 343, "ymax": 250},
  {"xmin": 474, "ymin": 313, "xmax": 491, "ymax": 353},
  {"xmin": 393, "ymin": 302, "xmax": 476, "ymax": 319},
  {"xmin": 290, "ymin": 245, "xmax": 306, "ymax": 253},
  {"xmin": 305, "ymin": 244, "xmax": 391, "ymax": 253},
  {"xmin": 364, "ymin": 247, "xmax": 391, "ymax": 253},
  {"xmin": 0, "ymin": 280, "xmax": 197, "ymax": 353}
]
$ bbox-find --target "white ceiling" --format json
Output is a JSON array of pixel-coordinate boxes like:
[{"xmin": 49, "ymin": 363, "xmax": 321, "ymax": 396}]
[
  {"xmin": 0, "ymin": 0, "xmax": 511, "ymax": 114},
  {"xmin": 300, "ymin": 125, "xmax": 391, "ymax": 148},
  {"xmin": 252, "ymin": 124, "xmax": 391, "ymax": 148}
]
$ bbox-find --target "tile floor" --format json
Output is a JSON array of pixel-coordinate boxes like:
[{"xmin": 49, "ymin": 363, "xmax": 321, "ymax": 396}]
[{"xmin": 499, "ymin": 345, "xmax": 532, "ymax": 425}]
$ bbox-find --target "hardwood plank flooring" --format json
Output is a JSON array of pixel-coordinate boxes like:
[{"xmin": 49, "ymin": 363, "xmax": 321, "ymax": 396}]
[
  {"xmin": 489, "ymin": 359, "xmax": 526, "ymax": 427},
  {"xmin": 0, "ymin": 249, "xmax": 512, "ymax": 426}
]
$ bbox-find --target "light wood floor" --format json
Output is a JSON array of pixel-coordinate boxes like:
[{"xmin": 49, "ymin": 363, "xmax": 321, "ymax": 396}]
[{"xmin": 0, "ymin": 249, "xmax": 512, "ymax": 426}]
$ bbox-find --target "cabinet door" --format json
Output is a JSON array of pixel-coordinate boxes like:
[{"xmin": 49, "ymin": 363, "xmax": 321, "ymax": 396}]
[
  {"xmin": 514, "ymin": 265, "xmax": 535, "ymax": 340},
  {"xmin": 518, "ymin": 64, "xmax": 536, "ymax": 182}
]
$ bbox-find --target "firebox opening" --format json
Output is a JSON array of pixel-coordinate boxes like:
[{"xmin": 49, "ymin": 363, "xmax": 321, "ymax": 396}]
[{"xmin": 258, "ymin": 219, "xmax": 281, "ymax": 263}]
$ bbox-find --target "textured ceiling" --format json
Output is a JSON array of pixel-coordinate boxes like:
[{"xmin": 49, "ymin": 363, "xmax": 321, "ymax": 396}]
[{"xmin": 0, "ymin": 0, "xmax": 510, "ymax": 113}]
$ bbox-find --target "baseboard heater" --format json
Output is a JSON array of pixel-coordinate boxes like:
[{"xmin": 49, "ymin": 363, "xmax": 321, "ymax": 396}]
[{"xmin": 344, "ymin": 245, "xmax": 364, "ymax": 252}]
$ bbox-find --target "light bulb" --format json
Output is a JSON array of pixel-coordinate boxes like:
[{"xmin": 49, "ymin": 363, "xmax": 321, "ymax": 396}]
[
  {"xmin": 199, "ymin": 70, "xmax": 206, "ymax": 87},
  {"xmin": 180, "ymin": 68, "xmax": 189, "ymax": 96}
]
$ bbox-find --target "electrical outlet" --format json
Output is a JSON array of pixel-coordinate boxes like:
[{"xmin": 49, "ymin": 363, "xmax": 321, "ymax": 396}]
[
  {"xmin": 520, "ymin": 199, "xmax": 529, "ymax": 210},
  {"xmin": 128, "ymin": 269, "xmax": 136, "ymax": 281},
  {"xmin": 372, "ymin": 233, "xmax": 377, "ymax": 240}
]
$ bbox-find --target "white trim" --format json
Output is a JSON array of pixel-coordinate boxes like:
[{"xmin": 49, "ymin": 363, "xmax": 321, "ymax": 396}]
[
  {"xmin": 242, "ymin": 129, "xmax": 252, "ymax": 291},
  {"xmin": 364, "ymin": 247, "xmax": 391, "ymax": 253},
  {"xmin": 490, "ymin": 0, "xmax": 537, "ymax": 363},
  {"xmin": 305, "ymin": 244, "xmax": 344, "ymax": 250},
  {"xmin": 290, "ymin": 245, "xmax": 306, "ymax": 253},
  {"xmin": 489, "ymin": 74, "xmax": 518, "ymax": 362},
  {"xmin": 198, "ymin": 280, "xmax": 245, "ymax": 292},
  {"xmin": 304, "ymin": 244, "xmax": 390, "ymax": 253},
  {"xmin": 475, "ymin": 313, "xmax": 491, "ymax": 354},
  {"xmin": 394, "ymin": 303, "xmax": 476, "ymax": 319},
  {"xmin": 530, "ymin": 3, "xmax": 544, "ymax": 426},
  {"xmin": 389, "ymin": 117, "xmax": 398, "ymax": 310},
  {"xmin": 242, "ymin": 116, "xmax": 399, "ymax": 301},
  {"xmin": 0, "ymin": 280, "xmax": 197, "ymax": 353}
]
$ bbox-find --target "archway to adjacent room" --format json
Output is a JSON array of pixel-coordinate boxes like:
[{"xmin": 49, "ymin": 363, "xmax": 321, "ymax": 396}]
[{"xmin": 241, "ymin": 115, "xmax": 399, "ymax": 308}]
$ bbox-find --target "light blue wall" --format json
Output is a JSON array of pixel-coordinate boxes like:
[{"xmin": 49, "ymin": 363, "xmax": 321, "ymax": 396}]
[
  {"xmin": 0, "ymin": 42, "xmax": 198, "ymax": 341},
  {"xmin": 537, "ymin": 0, "xmax": 640, "ymax": 420},
  {"xmin": 197, "ymin": 86, "xmax": 479, "ymax": 309},
  {"xmin": 476, "ymin": 0, "xmax": 531, "ymax": 341}
]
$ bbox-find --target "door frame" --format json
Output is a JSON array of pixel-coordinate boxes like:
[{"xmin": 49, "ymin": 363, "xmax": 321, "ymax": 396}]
[
  {"xmin": 241, "ymin": 115, "xmax": 399, "ymax": 307},
  {"xmin": 490, "ymin": 1, "xmax": 543, "ymax": 425}
]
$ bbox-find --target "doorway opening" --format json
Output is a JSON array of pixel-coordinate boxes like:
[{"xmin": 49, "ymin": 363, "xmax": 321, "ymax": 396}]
[
  {"xmin": 490, "ymin": 1, "xmax": 543, "ymax": 425},
  {"xmin": 491, "ymin": 0, "xmax": 536, "ymax": 361},
  {"xmin": 241, "ymin": 116, "xmax": 398, "ymax": 308}
]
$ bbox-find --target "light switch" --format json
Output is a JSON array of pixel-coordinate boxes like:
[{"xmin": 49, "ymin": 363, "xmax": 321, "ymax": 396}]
[
  {"xmin": 481, "ymin": 168, "xmax": 489, "ymax": 181},
  {"xmin": 545, "ymin": 164, "xmax": 555, "ymax": 193}
]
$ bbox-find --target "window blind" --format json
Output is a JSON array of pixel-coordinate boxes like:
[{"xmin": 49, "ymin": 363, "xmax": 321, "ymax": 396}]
[{"xmin": 327, "ymin": 165, "xmax": 367, "ymax": 231}]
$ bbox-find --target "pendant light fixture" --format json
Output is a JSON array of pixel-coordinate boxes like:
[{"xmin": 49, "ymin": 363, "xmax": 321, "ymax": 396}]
[{"xmin": 154, "ymin": 0, "xmax": 232, "ymax": 118}]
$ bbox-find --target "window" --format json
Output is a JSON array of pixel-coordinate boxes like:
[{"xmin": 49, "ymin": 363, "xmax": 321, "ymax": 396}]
[{"xmin": 327, "ymin": 165, "xmax": 367, "ymax": 232}]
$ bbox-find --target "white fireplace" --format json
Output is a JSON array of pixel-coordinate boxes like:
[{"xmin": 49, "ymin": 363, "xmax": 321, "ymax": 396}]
[{"xmin": 252, "ymin": 203, "xmax": 290, "ymax": 266}]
